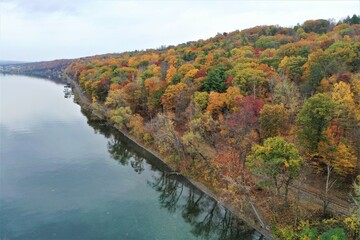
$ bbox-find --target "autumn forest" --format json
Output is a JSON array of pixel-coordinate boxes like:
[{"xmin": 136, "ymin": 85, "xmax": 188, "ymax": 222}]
[{"xmin": 9, "ymin": 15, "xmax": 360, "ymax": 239}]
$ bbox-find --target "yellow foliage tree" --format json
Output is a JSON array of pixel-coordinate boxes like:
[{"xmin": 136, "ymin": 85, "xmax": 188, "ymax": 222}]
[
  {"xmin": 140, "ymin": 54, "xmax": 151, "ymax": 63},
  {"xmin": 128, "ymin": 57, "xmax": 139, "ymax": 67},
  {"xmin": 161, "ymin": 83, "xmax": 186, "ymax": 111},
  {"xmin": 206, "ymin": 91, "xmax": 226, "ymax": 114},
  {"xmin": 168, "ymin": 56, "xmax": 177, "ymax": 66},
  {"xmin": 332, "ymin": 142, "xmax": 357, "ymax": 177},
  {"xmin": 185, "ymin": 69, "xmax": 199, "ymax": 79},
  {"xmin": 166, "ymin": 65, "xmax": 176, "ymax": 84},
  {"xmin": 193, "ymin": 91, "xmax": 209, "ymax": 111},
  {"xmin": 332, "ymin": 81, "xmax": 360, "ymax": 135},
  {"xmin": 332, "ymin": 81, "xmax": 356, "ymax": 113},
  {"xmin": 205, "ymin": 53, "xmax": 214, "ymax": 68},
  {"xmin": 316, "ymin": 126, "xmax": 357, "ymax": 177},
  {"xmin": 153, "ymin": 66, "xmax": 161, "ymax": 78},
  {"xmin": 224, "ymin": 86, "xmax": 243, "ymax": 111},
  {"xmin": 150, "ymin": 53, "xmax": 159, "ymax": 63},
  {"xmin": 178, "ymin": 63, "xmax": 195, "ymax": 76}
]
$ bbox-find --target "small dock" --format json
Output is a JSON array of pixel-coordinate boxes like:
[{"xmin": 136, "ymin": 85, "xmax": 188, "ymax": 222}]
[{"xmin": 63, "ymin": 82, "xmax": 73, "ymax": 98}]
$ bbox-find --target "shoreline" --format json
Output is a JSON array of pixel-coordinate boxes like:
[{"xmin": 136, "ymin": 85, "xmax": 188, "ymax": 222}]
[{"xmin": 67, "ymin": 75, "xmax": 274, "ymax": 240}]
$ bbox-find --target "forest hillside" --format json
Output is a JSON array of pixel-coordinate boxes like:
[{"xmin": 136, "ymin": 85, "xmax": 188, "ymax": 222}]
[
  {"xmin": 14, "ymin": 15, "xmax": 360, "ymax": 239},
  {"xmin": 65, "ymin": 16, "xmax": 360, "ymax": 239}
]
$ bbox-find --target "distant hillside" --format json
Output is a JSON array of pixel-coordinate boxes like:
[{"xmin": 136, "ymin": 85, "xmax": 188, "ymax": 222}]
[
  {"xmin": 0, "ymin": 60, "xmax": 27, "ymax": 65},
  {"xmin": 0, "ymin": 59, "xmax": 72, "ymax": 81}
]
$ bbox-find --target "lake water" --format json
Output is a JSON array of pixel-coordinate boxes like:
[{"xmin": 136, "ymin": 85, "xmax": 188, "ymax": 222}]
[{"xmin": 0, "ymin": 75, "xmax": 264, "ymax": 239}]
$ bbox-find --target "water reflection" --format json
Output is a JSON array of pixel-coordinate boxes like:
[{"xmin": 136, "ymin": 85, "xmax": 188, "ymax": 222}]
[
  {"xmin": 83, "ymin": 112, "xmax": 264, "ymax": 240},
  {"xmin": 150, "ymin": 171, "xmax": 261, "ymax": 240},
  {"xmin": 108, "ymin": 137, "xmax": 145, "ymax": 174}
]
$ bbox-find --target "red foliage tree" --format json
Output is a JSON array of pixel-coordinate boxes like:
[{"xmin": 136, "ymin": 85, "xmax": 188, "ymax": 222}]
[{"xmin": 228, "ymin": 95, "xmax": 264, "ymax": 134}]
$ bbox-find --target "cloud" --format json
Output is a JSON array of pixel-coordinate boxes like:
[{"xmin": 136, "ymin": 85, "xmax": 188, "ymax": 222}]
[
  {"xmin": 4, "ymin": 0, "xmax": 88, "ymax": 15},
  {"xmin": 0, "ymin": 0, "xmax": 358, "ymax": 61}
]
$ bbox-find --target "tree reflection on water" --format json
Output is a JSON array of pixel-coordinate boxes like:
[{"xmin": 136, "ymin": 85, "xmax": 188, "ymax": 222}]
[
  {"xmin": 108, "ymin": 137, "xmax": 145, "ymax": 174},
  {"xmin": 149, "ymin": 171, "xmax": 261, "ymax": 240},
  {"xmin": 83, "ymin": 113, "xmax": 264, "ymax": 240}
]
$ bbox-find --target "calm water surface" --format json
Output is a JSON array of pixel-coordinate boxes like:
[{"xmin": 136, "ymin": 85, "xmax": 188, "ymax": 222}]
[{"xmin": 0, "ymin": 75, "xmax": 263, "ymax": 239}]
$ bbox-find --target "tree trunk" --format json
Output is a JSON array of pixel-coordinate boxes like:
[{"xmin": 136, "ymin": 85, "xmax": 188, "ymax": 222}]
[
  {"xmin": 323, "ymin": 163, "xmax": 336, "ymax": 216},
  {"xmin": 284, "ymin": 182, "xmax": 290, "ymax": 206},
  {"xmin": 274, "ymin": 177, "xmax": 281, "ymax": 199}
]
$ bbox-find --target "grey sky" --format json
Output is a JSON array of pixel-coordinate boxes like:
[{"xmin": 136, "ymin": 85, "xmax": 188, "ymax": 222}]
[{"xmin": 0, "ymin": 0, "xmax": 358, "ymax": 62}]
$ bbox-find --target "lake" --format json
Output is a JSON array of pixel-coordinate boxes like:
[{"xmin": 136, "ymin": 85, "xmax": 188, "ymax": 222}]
[{"xmin": 0, "ymin": 75, "xmax": 264, "ymax": 239}]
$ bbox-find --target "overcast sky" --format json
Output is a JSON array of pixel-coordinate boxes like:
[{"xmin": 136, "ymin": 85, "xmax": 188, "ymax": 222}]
[{"xmin": 0, "ymin": 0, "xmax": 358, "ymax": 62}]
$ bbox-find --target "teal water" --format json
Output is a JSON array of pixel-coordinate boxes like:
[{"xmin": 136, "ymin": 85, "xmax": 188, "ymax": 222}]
[{"xmin": 0, "ymin": 75, "xmax": 263, "ymax": 239}]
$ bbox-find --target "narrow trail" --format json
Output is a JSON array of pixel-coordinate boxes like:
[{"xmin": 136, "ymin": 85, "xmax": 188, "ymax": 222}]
[
  {"xmin": 290, "ymin": 182, "xmax": 353, "ymax": 215},
  {"xmin": 254, "ymin": 174, "xmax": 353, "ymax": 216}
]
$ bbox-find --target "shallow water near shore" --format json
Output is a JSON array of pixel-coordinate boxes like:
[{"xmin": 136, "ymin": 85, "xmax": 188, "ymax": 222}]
[{"xmin": 0, "ymin": 75, "xmax": 264, "ymax": 239}]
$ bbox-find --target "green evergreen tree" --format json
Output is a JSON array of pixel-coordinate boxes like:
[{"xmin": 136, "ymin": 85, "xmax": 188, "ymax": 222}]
[{"xmin": 204, "ymin": 64, "xmax": 227, "ymax": 93}]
